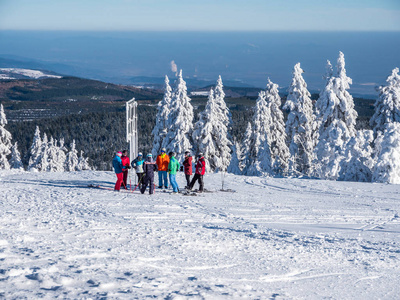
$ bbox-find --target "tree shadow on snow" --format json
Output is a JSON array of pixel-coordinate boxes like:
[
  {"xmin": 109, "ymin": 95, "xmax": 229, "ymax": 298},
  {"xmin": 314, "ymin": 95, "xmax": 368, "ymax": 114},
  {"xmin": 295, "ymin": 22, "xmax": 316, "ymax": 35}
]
[{"xmin": 16, "ymin": 179, "xmax": 116, "ymax": 190}]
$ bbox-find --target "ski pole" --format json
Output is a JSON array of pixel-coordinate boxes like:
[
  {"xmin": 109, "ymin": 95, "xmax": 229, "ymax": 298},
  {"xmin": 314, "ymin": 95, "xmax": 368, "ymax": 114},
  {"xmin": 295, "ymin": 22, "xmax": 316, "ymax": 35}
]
[
  {"xmin": 121, "ymin": 180, "xmax": 127, "ymax": 190},
  {"xmin": 129, "ymin": 170, "xmax": 133, "ymax": 192},
  {"xmin": 132, "ymin": 175, "xmax": 144, "ymax": 192}
]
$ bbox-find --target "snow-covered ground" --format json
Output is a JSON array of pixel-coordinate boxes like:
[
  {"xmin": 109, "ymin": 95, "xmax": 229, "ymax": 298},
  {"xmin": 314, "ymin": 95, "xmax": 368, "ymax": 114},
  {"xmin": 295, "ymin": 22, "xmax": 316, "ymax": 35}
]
[
  {"xmin": 0, "ymin": 170, "xmax": 399, "ymax": 299},
  {"xmin": 0, "ymin": 74, "xmax": 16, "ymax": 80},
  {"xmin": 0, "ymin": 68, "xmax": 62, "ymax": 79}
]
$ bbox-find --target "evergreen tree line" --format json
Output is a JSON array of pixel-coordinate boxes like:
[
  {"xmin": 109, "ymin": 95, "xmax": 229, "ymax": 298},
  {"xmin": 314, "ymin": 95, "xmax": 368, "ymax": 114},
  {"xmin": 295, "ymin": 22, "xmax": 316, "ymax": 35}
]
[
  {"xmin": 0, "ymin": 105, "xmax": 90, "ymax": 172},
  {"xmin": 27, "ymin": 126, "xmax": 90, "ymax": 172},
  {"xmin": 151, "ymin": 52, "xmax": 400, "ymax": 184},
  {"xmin": 2, "ymin": 101, "xmax": 250, "ymax": 171}
]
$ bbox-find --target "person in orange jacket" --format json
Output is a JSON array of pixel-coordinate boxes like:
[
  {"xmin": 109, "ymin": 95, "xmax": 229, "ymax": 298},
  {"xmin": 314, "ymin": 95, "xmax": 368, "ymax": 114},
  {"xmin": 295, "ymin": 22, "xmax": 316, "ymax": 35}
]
[{"xmin": 156, "ymin": 148, "xmax": 170, "ymax": 189}]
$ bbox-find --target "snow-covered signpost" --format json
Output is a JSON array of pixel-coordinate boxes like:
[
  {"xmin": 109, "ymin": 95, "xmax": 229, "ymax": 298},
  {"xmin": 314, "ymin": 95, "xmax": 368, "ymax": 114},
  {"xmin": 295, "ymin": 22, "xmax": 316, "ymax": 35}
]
[{"xmin": 126, "ymin": 98, "xmax": 138, "ymax": 162}]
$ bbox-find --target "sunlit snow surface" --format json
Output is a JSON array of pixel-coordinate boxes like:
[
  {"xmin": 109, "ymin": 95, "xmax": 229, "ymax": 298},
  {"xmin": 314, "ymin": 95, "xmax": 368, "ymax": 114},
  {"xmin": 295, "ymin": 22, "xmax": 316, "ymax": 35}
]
[
  {"xmin": 0, "ymin": 170, "xmax": 399, "ymax": 299},
  {"xmin": 0, "ymin": 68, "xmax": 62, "ymax": 79}
]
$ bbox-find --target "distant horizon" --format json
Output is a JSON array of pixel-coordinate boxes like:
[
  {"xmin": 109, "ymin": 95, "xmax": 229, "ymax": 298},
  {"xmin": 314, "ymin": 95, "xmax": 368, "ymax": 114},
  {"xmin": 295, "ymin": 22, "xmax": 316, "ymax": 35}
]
[{"xmin": 0, "ymin": 31, "xmax": 399, "ymax": 97}]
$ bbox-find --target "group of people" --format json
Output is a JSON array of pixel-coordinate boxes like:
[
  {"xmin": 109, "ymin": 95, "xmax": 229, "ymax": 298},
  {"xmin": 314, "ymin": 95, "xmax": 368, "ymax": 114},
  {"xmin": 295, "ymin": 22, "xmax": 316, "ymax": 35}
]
[{"xmin": 112, "ymin": 148, "xmax": 206, "ymax": 195}]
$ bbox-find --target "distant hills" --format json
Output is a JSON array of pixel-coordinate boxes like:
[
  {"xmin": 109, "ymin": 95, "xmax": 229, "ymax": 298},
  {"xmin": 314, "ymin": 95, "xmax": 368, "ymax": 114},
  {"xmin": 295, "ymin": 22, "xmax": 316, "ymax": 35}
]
[
  {"xmin": 0, "ymin": 55, "xmax": 82, "ymax": 78},
  {"xmin": 0, "ymin": 53, "xmax": 380, "ymax": 98},
  {"xmin": 0, "ymin": 75, "xmax": 163, "ymax": 121},
  {"xmin": 0, "ymin": 54, "xmax": 257, "ymax": 89},
  {"xmin": 127, "ymin": 75, "xmax": 255, "ymax": 89}
]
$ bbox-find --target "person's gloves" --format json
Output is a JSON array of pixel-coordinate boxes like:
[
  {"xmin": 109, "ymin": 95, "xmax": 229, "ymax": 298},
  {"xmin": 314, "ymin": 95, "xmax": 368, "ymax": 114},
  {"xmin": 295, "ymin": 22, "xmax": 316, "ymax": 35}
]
[{"xmin": 127, "ymin": 166, "xmax": 131, "ymax": 169}]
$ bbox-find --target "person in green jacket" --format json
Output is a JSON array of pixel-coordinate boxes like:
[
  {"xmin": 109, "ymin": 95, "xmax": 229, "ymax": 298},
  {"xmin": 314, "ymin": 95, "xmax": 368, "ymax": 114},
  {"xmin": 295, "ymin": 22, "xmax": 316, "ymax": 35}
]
[{"xmin": 168, "ymin": 152, "xmax": 180, "ymax": 193}]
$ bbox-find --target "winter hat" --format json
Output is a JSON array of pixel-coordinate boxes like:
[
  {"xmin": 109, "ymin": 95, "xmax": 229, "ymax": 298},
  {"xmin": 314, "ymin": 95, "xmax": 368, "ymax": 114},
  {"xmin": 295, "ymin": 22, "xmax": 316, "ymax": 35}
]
[
  {"xmin": 161, "ymin": 148, "xmax": 166, "ymax": 153},
  {"xmin": 185, "ymin": 150, "xmax": 190, "ymax": 155},
  {"xmin": 138, "ymin": 152, "xmax": 143, "ymax": 156},
  {"xmin": 116, "ymin": 151, "xmax": 122, "ymax": 157},
  {"xmin": 198, "ymin": 152, "xmax": 203, "ymax": 157},
  {"xmin": 147, "ymin": 153, "xmax": 152, "ymax": 157}
]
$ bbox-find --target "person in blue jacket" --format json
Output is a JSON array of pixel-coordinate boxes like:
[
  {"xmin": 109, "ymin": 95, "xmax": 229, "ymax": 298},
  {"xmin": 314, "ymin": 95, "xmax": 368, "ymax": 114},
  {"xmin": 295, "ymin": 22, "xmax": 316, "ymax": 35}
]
[
  {"xmin": 140, "ymin": 154, "xmax": 158, "ymax": 194},
  {"xmin": 112, "ymin": 151, "xmax": 124, "ymax": 191}
]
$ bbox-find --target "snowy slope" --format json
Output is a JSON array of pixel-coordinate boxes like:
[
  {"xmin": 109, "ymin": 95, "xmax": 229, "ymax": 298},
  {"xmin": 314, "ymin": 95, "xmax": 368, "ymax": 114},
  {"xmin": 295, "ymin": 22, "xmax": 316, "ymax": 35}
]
[
  {"xmin": 0, "ymin": 170, "xmax": 399, "ymax": 299},
  {"xmin": 0, "ymin": 68, "xmax": 62, "ymax": 80}
]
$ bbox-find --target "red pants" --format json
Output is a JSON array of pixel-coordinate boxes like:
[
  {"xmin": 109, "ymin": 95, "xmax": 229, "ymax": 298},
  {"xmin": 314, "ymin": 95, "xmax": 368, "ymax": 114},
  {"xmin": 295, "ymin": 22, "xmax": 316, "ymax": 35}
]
[{"xmin": 114, "ymin": 172, "xmax": 123, "ymax": 191}]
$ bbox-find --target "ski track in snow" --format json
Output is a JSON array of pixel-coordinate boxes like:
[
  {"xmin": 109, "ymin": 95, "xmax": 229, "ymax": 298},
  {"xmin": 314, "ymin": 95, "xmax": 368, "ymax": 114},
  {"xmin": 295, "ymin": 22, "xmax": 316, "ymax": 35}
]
[{"xmin": 0, "ymin": 170, "xmax": 399, "ymax": 299}]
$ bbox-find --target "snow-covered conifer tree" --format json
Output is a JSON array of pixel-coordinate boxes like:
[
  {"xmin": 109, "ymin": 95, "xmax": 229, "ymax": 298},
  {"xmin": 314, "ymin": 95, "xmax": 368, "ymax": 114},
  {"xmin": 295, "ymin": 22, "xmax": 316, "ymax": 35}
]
[
  {"xmin": 45, "ymin": 137, "xmax": 57, "ymax": 172},
  {"xmin": 9, "ymin": 142, "xmax": 23, "ymax": 170},
  {"xmin": 284, "ymin": 63, "xmax": 316, "ymax": 176},
  {"xmin": 151, "ymin": 75, "xmax": 172, "ymax": 156},
  {"xmin": 339, "ymin": 130, "xmax": 374, "ymax": 182},
  {"xmin": 192, "ymin": 89, "xmax": 231, "ymax": 172},
  {"xmin": 65, "ymin": 140, "xmax": 79, "ymax": 172},
  {"xmin": 59, "ymin": 137, "xmax": 68, "ymax": 152},
  {"xmin": 314, "ymin": 52, "xmax": 358, "ymax": 180},
  {"xmin": 46, "ymin": 137, "xmax": 66, "ymax": 172},
  {"xmin": 372, "ymin": 122, "xmax": 400, "ymax": 184},
  {"xmin": 214, "ymin": 76, "xmax": 232, "ymax": 129},
  {"xmin": 314, "ymin": 60, "xmax": 334, "ymax": 130},
  {"xmin": 258, "ymin": 137, "xmax": 272, "ymax": 175},
  {"xmin": 38, "ymin": 133, "xmax": 49, "ymax": 172},
  {"xmin": 213, "ymin": 76, "xmax": 233, "ymax": 170},
  {"xmin": 227, "ymin": 140, "xmax": 241, "ymax": 174},
  {"xmin": 265, "ymin": 78, "xmax": 290, "ymax": 175},
  {"xmin": 239, "ymin": 122, "xmax": 253, "ymax": 172},
  {"xmin": 242, "ymin": 91, "xmax": 272, "ymax": 176},
  {"xmin": 162, "ymin": 70, "xmax": 194, "ymax": 162},
  {"xmin": 0, "ymin": 104, "xmax": 12, "ymax": 170},
  {"xmin": 370, "ymin": 68, "xmax": 400, "ymax": 136},
  {"xmin": 28, "ymin": 126, "xmax": 43, "ymax": 171},
  {"xmin": 324, "ymin": 60, "xmax": 333, "ymax": 83},
  {"xmin": 77, "ymin": 150, "xmax": 91, "ymax": 171}
]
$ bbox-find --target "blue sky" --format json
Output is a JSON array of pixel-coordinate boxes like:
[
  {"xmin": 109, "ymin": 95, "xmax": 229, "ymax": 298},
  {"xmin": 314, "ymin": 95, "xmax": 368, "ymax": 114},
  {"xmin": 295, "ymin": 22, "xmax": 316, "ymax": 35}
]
[{"xmin": 0, "ymin": 0, "xmax": 399, "ymax": 31}]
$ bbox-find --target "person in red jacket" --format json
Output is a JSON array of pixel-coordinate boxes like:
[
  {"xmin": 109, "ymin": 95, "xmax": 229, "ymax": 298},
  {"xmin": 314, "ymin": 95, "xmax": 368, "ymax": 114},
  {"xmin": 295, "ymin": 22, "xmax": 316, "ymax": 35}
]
[
  {"xmin": 121, "ymin": 150, "xmax": 131, "ymax": 189},
  {"xmin": 183, "ymin": 150, "xmax": 193, "ymax": 188},
  {"xmin": 188, "ymin": 153, "xmax": 205, "ymax": 192}
]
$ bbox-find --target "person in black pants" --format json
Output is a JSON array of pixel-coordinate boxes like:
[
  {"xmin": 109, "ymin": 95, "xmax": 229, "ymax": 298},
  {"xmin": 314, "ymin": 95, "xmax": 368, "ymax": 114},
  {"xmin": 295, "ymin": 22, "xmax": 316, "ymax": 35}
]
[
  {"xmin": 182, "ymin": 151, "xmax": 193, "ymax": 188},
  {"xmin": 140, "ymin": 154, "xmax": 158, "ymax": 194},
  {"xmin": 188, "ymin": 153, "xmax": 205, "ymax": 192}
]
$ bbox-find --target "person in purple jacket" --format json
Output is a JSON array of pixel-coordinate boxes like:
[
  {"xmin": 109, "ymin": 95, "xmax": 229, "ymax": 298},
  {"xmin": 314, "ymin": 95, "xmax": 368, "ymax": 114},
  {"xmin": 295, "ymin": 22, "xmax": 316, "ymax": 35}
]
[{"xmin": 140, "ymin": 154, "xmax": 158, "ymax": 194}]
